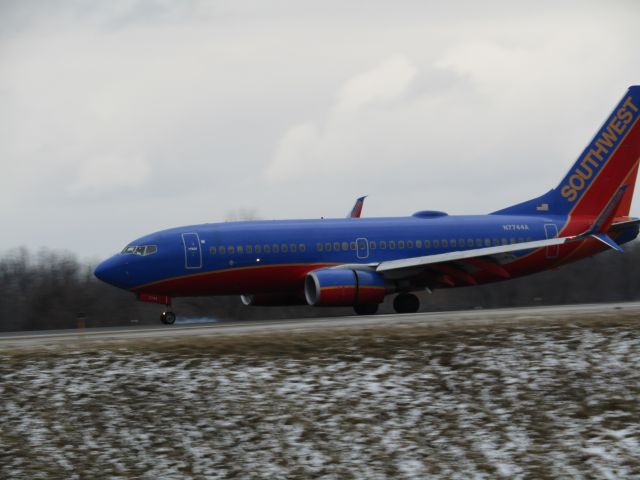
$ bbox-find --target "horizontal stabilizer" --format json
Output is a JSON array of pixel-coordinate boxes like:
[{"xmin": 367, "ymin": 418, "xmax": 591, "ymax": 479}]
[
  {"xmin": 590, "ymin": 233, "xmax": 624, "ymax": 252},
  {"xmin": 609, "ymin": 218, "xmax": 640, "ymax": 231}
]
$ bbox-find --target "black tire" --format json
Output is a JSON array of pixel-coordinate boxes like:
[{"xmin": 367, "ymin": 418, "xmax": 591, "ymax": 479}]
[
  {"xmin": 393, "ymin": 293, "xmax": 420, "ymax": 314},
  {"xmin": 161, "ymin": 311, "xmax": 176, "ymax": 325},
  {"xmin": 354, "ymin": 303, "xmax": 379, "ymax": 315}
]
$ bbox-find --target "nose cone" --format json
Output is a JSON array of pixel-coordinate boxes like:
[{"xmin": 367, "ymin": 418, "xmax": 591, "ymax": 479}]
[{"xmin": 95, "ymin": 255, "xmax": 129, "ymax": 289}]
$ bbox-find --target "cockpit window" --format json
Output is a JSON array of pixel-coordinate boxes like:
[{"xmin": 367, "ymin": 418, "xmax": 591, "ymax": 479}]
[{"xmin": 121, "ymin": 245, "xmax": 158, "ymax": 256}]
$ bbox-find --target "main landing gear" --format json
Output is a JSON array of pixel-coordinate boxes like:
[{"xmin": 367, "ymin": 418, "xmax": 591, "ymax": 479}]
[
  {"xmin": 352, "ymin": 293, "xmax": 421, "ymax": 315},
  {"xmin": 393, "ymin": 293, "xmax": 420, "ymax": 314},
  {"xmin": 160, "ymin": 309, "xmax": 176, "ymax": 325},
  {"xmin": 354, "ymin": 303, "xmax": 379, "ymax": 315}
]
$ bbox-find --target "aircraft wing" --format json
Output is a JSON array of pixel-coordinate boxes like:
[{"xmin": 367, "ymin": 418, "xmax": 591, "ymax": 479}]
[
  {"xmin": 371, "ymin": 191, "xmax": 633, "ymax": 282},
  {"xmin": 331, "ymin": 207, "xmax": 628, "ymax": 285},
  {"xmin": 332, "ymin": 237, "xmax": 573, "ymax": 287},
  {"xmin": 376, "ymin": 237, "xmax": 570, "ymax": 277}
]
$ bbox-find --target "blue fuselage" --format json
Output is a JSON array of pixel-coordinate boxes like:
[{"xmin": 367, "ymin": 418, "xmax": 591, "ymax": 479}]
[{"xmin": 95, "ymin": 212, "xmax": 634, "ymax": 297}]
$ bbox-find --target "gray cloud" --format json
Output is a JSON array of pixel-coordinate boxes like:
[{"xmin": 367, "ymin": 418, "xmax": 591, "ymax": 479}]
[{"xmin": 1, "ymin": 0, "xmax": 640, "ymax": 258}]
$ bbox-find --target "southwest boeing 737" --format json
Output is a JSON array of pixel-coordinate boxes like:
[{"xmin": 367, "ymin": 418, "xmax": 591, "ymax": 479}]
[{"xmin": 96, "ymin": 87, "xmax": 640, "ymax": 324}]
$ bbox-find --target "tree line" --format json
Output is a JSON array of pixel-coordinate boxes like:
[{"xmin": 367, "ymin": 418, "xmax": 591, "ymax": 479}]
[{"xmin": 1, "ymin": 244, "xmax": 638, "ymax": 332}]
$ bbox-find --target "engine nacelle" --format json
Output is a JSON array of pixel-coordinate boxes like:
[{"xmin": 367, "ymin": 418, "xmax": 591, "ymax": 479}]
[
  {"xmin": 240, "ymin": 293, "xmax": 307, "ymax": 306},
  {"xmin": 305, "ymin": 268, "xmax": 386, "ymax": 306}
]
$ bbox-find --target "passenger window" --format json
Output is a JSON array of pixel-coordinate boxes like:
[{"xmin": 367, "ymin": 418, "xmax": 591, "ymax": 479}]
[
  {"xmin": 501, "ymin": 238, "xmax": 508, "ymax": 245},
  {"xmin": 255, "ymin": 245, "xmax": 262, "ymax": 254},
  {"xmin": 333, "ymin": 242, "xmax": 340, "ymax": 251},
  {"xmin": 389, "ymin": 240, "xmax": 396, "ymax": 249},
  {"xmin": 407, "ymin": 240, "xmax": 414, "ymax": 248},
  {"xmin": 424, "ymin": 240, "xmax": 431, "ymax": 248},
  {"xmin": 476, "ymin": 239, "xmax": 483, "ymax": 248},
  {"xmin": 350, "ymin": 241, "xmax": 356, "ymax": 250},
  {"xmin": 380, "ymin": 240, "xmax": 387, "ymax": 249},
  {"xmin": 492, "ymin": 239, "xmax": 499, "ymax": 246},
  {"xmin": 228, "ymin": 246, "xmax": 235, "ymax": 254},
  {"xmin": 442, "ymin": 239, "xmax": 448, "ymax": 248},
  {"xmin": 416, "ymin": 240, "xmax": 422, "ymax": 248},
  {"xmin": 370, "ymin": 240, "xmax": 377, "ymax": 249},
  {"xmin": 459, "ymin": 239, "xmax": 465, "ymax": 248},
  {"xmin": 209, "ymin": 246, "xmax": 217, "ymax": 255},
  {"xmin": 325, "ymin": 242, "xmax": 331, "ymax": 251},
  {"xmin": 264, "ymin": 245, "xmax": 271, "ymax": 253},
  {"xmin": 290, "ymin": 244, "xmax": 297, "ymax": 253},
  {"xmin": 237, "ymin": 245, "xmax": 244, "ymax": 254},
  {"xmin": 526, "ymin": 237, "xmax": 533, "ymax": 242},
  {"xmin": 398, "ymin": 240, "xmax": 405, "ymax": 249},
  {"xmin": 317, "ymin": 243, "xmax": 323, "ymax": 252},
  {"xmin": 219, "ymin": 246, "xmax": 226, "ymax": 254},
  {"xmin": 433, "ymin": 240, "xmax": 440, "ymax": 248},
  {"xmin": 518, "ymin": 237, "xmax": 524, "ymax": 243},
  {"xmin": 484, "ymin": 239, "xmax": 491, "ymax": 247},
  {"xmin": 281, "ymin": 244, "xmax": 288, "ymax": 253},
  {"xmin": 342, "ymin": 241, "xmax": 349, "ymax": 251},
  {"xmin": 299, "ymin": 244, "xmax": 306, "ymax": 252},
  {"xmin": 468, "ymin": 238, "xmax": 474, "ymax": 247},
  {"xmin": 246, "ymin": 245, "xmax": 253, "ymax": 254},
  {"xmin": 450, "ymin": 239, "xmax": 457, "ymax": 248},
  {"xmin": 272, "ymin": 244, "xmax": 279, "ymax": 253}
]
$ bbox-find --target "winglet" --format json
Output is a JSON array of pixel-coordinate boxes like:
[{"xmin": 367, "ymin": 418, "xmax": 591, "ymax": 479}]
[{"xmin": 348, "ymin": 196, "xmax": 367, "ymax": 218}]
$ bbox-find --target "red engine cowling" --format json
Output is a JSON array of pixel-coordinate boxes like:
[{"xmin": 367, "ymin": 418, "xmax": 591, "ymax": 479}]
[
  {"xmin": 240, "ymin": 293, "xmax": 307, "ymax": 306},
  {"xmin": 304, "ymin": 268, "xmax": 386, "ymax": 306}
]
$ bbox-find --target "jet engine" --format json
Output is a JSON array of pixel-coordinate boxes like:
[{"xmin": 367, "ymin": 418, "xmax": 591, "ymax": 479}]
[{"xmin": 304, "ymin": 268, "xmax": 386, "ymax": 306}]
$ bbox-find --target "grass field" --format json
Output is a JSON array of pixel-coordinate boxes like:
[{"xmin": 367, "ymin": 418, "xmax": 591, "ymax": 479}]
[{"xmin": 1, "ymin": 314, "xmax": 639, "ymax": 479}]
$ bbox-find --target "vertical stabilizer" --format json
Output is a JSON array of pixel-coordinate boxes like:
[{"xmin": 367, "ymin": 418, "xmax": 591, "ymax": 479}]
[{"xmin": 493, "ymin": 86, "xmax": 640, "ymax": 217}]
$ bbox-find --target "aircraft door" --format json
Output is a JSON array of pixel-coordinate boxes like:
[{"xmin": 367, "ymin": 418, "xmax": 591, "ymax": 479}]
[
  {"xmin": 544, "ymin": 224, "xmax": 559, "ymax": 259},
  {"xmin": 182, "ymin": 232, "xmax": 203, "ymax": 269},
  {"xmin": 356, "ymin": 237, "xmax": 369, "ymax": 259}
]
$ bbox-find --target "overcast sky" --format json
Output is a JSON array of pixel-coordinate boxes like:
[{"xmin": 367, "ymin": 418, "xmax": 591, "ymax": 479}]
[{"xmin": 2, "ymin": 0, "xmax": 640, "ymax": 260}]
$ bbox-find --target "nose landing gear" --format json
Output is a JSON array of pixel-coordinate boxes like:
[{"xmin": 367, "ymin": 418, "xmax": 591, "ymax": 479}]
[
  {"xmin": 137, "ymin": 294, "xmax": 176, "ymax": 325},
  {"xmin": 160, "ymin": 309, "xmax": 176, "ymax": 325}
]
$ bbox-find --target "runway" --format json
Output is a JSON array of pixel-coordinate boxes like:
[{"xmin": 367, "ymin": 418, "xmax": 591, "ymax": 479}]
[{"xmin": 2, "ymin": 301, "xmax": 639, "ymax": 350}]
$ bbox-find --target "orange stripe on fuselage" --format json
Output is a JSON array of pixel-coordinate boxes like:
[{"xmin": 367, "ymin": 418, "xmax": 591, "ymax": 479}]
[{"xmin": 134, "ymin": 263, "xmax": 338, "ymax": 296}]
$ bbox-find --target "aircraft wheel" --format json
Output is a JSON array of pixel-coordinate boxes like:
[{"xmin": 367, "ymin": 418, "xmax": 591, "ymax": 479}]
[
  {"xmin": 161, "ymin": 311, "xmax": 176, "ymax": 325},
  {"xmin": 393, "ymin": 293, "xmax": 419, "ymax": 314},
  {"xmin": 354, "ymin": 303, "xmax": 379, "ymax": 315}
]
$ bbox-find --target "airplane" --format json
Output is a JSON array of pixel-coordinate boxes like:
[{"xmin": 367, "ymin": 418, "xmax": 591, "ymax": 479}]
[{"xmin": 95, "ymin": 86, "xmax": 640, "ymax": 324}]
